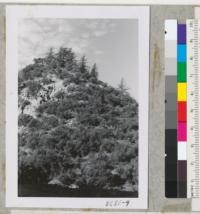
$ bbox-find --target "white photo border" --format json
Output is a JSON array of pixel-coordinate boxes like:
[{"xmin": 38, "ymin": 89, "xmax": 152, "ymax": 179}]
[{"xmin": 6, "ymin": 5, "xmax": 149, "ymax": 209}]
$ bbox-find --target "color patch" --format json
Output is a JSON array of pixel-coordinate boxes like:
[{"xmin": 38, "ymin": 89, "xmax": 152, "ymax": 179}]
[
  {"xmin": 165, "ymin": 20, "xmax": 178, "ymax": 40},
  {"xmin": 165, "ymin": 58, "xmax": 177, "ymax": 76},
  {"xmin": 178, "ymin": 45, "xmax": 186, "ymax": 62},
  {"xmin": 178, "ymin": 63, "xmax": 186, "ymax": 82},
  {"xmin": 178, "ymin": 141, "xmax": 187, "ymax": 160},
  {"xmin": 177, "ymin": 160, "xmax": 187, "ymax": 197},
  {"xmin": 178, "ymin": 122, "xmax": 187, "ymax": 141},
  {"xmin": 178, "ymin": 161, "xmax": 187, "ymax": 181},
  {"xmin": 166, "ymin": 111, "xmax": 177, "ymax": 129},
  {"xmin": 178, "ymin": 24, "xmax": 186, "ymax": 44},
  {"xmin": 178, "ymin": 102, "xmax": 186, "ymax": 122},
  {"xmin": 165, "ymin": 41, "xmax": 177, "ymax": 58},
  {"xmin": 178, "ymin": 82, "xmax": 187, "ymax": 101}
]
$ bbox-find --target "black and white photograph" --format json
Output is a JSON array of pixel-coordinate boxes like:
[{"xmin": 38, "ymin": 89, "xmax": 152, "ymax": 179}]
[
  {"xmin": 6, "ymin": 5, "xmax": 149, "ymax": 209},
  {"xmin": 18, "ymin": 18, "xmax": 139, "ymax": 198}
]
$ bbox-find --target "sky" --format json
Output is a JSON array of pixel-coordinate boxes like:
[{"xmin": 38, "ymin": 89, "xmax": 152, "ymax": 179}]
[{"xmin": 18, "ymin": 18, "xmax": 138, "ymax": 101}]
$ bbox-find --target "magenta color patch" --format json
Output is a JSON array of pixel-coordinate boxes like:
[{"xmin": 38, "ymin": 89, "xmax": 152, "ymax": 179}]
[{"xmin": 178, "ymin": 122, "xmax": 187, "ymax": 141}]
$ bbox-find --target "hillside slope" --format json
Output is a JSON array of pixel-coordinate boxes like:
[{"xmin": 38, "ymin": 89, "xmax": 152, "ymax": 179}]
[{"xmin": 18, "ymin": 48, "xmax": 139, "ymax": 194}]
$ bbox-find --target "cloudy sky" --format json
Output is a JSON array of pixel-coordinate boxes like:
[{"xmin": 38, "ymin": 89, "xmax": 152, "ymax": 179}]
[{"xmin": 18, "ymin": 19, "xmax": 138, "ymax": 101}]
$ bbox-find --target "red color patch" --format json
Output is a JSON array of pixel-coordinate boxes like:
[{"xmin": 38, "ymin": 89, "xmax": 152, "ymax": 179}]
[{"xmin": 178, "ymin": 102, "xmax": 186, "ymax": 122}]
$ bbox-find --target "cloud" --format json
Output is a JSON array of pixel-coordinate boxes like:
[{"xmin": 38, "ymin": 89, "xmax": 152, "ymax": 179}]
[
  {"xmin": 18, "ymin": 19, "xmax": 75, "ymax": 68},
  {"xmin": 81, "ymin": 33, "xmax": 90, "ymax": 39},
  {"xmin": 93, "ymin": 30, "xmax": 106, "ymax": 37},
  {"xmin": 18, "ymin": 18, "xmax": 119, "ymax": 69},
  {"xmin": 94, "ymin": 50, "xmax": 104, "ymax": 55}
]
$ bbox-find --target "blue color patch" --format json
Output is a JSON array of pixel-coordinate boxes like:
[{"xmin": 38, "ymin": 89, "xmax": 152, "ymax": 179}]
[{"xmin": 178, "ymin": 45, "xmax": 186, "ymax": 62}]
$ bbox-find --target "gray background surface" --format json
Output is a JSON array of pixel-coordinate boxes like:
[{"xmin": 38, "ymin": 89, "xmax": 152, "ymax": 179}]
[{"xmin": 0, "ymin": 4, "xmax": 195, "ymax": 213}]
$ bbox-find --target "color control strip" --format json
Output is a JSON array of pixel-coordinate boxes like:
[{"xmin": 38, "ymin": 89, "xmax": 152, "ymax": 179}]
[
  {"xmin": 165, "ymin": 20, "xmax": 178, "ymax": 198},
  {"xmin": 177, "ymin": 24, "xmax": 187, "ymax": 198}
]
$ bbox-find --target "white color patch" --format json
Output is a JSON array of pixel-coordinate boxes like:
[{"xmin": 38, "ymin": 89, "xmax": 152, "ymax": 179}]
[
  {"xmin": 178, "ymin": 141, "xmax": 187, "ymax": 160},
  {"xmin": 165, "ymin": 19, "xmax": 177, "ymax": 41}
]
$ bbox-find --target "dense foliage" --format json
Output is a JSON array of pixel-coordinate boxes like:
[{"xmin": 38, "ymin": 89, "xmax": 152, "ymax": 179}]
[{"xmin": 18, "ymin": 47, "xmax": 138, "ymax": 193}]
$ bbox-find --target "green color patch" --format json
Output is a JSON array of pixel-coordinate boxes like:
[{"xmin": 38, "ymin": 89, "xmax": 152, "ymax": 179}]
[{"xmin": 177, "ymin": 63, "xmax": 186, "ymax": 82}]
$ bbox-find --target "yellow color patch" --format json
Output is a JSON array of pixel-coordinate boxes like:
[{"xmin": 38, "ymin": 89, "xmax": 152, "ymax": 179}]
[{"xmin": 178, "ymin": 82, "xmax": 187, "ymax": 101}]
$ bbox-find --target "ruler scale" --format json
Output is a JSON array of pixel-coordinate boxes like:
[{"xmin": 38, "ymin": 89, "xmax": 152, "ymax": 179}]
[{"xmin": 187, "ymin": 19, "xmax": 200, "ymax": 198}]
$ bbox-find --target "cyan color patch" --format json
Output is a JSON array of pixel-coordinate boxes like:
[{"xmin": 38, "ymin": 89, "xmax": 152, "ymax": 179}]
[{"xmin": 178, "ymin": 45, "xmax": 186, "ymax": 62}]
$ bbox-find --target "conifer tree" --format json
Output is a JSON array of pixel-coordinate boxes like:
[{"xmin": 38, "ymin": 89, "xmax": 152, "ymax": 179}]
[
  {"xmin": 91, "ymin": 63, "xmax": 98, "ymax": 79},
  {"xmin": 118, "ymin": 78, "xmax": 129, "ymax": 94},
  {"xmin": 79, "ymin": 56, "xmax": 87, "ymax": 73}
]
